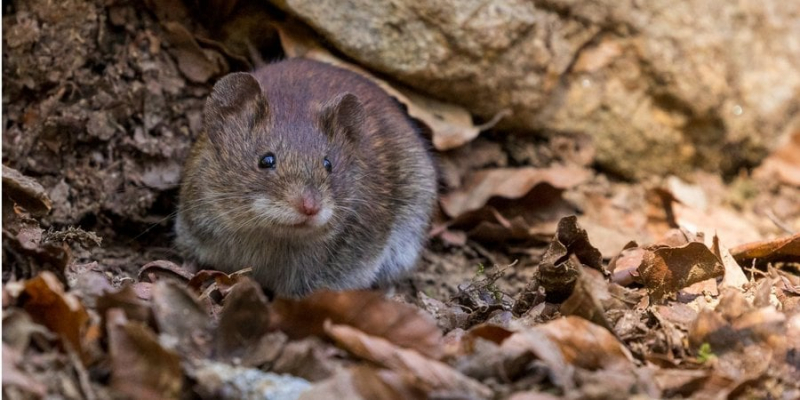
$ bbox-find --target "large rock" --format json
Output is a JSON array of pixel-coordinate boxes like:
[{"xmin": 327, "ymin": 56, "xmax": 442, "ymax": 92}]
[{"xmin": 269, "ymin": 0, "xmax": 800, "ymax": 178}]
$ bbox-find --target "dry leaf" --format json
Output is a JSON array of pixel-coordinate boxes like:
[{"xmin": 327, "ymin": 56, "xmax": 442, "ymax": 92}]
[
  {"xmin": 138, "ymin": 260, "xmax": 194, "ymax": 283},
  {"xmin": 2, "ymin": 165, "xmax": 52, "ymax": 216},
  {"xmin": 151, "ymin": 280, "xmax": 213, "ymax": 359},
  {"xmin": 96, "ymin": 285, "xmax": 152, "ymax": 325},
  {"xmin": 324, "ymin": 322, "xmax": 492, "ymax": 399},
  {"xmin": 560, "ymin": 268, "xmax": 623, "ymax": 332},
  {"xmin": 215, "ymin": 279, "xmax": 270, "ymax": 363},
  {"xmin": 712, "ymin": 235, "xmax": 749, "ymax": 290},
  {"xmin": 440, "ymin": 166, "xmax": 591, "ymax": 218},
  {"xmin": 162, "ymin": 21, "xmax": 226, "ymax": 83},
  {"xmin": 21, "ymin": 272, "xmax": 90, "ymax": 357},
  {"xmin": 637, "ymin": 242, "xmax": 725, "ymax": 300},
  {"xmin": 271, "ymin": 290, "xmax": 442, "ymax": 359},
  {"xmin": 730, "ymin": 233, "xmax": 800, "ymax": 265},
  {"xmin": 536, "ymin": 316, "xmax": 634, "ymax": 371},
  {"xmin": 107, "ymin": 309, "xmax": 183, "ymax": 399}
]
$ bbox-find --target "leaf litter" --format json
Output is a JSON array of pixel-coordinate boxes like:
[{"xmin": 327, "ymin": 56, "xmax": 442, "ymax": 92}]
[{"xmin": 3, "ymin": 0, "xmax": 800, "ymax": 399}]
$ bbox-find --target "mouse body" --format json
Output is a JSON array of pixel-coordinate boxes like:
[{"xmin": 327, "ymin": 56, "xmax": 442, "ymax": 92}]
[{"xmin": 175, "ymin": 59, "xmax": 437, "ymax": 297}]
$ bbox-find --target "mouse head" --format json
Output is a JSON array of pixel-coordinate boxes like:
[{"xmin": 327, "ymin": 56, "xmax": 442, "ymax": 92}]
[{"xmin": 199, "ymin": 72, "xmax": 365, "ymax": 238}]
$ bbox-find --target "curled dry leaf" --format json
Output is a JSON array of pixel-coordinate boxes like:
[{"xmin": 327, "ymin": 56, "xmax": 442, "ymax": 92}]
[
  {"xmin": 730, "ymin": 233, "xmax": 800, "ymax": 266},
  {"xmin": 324, "ymin": 322, "xmax": 492, "ymax": 399},
  {"xmin": 560, "ymin": 268, "xmax": 624, "ymax": 333},
  {"xmin": 274, "ymin": 21, "xmax": 480, "ymax": 151},
  {"xmin": 21, "ymin": 271, "xmax": 91, "ymax": 358},
  {"xmin": 637, "ymin": 242, "xmax": 724, "ymax": 300},
  {"xmin": 107, "ymin": 309, "xmax": 183, "ymax": 400},
  {"xmin": 270, "ymin": 290, "xmax": 443, "ymax": 359},
  {"xmin": 440, "ymin": 166, "xmax": 592, "ymax": 218},
  {"xmin": 138, "ymin": 260, "xmax": 194, "ymax": 283},
  {"xmin": 712, "ymin": 235, "xmax": 749, "ymax": 290},
  {"xmin": 2, "ymin": 165, "xmax": 52, "ymax": 216}
]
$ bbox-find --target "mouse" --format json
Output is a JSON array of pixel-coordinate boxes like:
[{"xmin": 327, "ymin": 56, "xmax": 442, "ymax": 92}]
[{"xmin": 174, "ymin": 58, "xmax": 437, "ymax": 297}]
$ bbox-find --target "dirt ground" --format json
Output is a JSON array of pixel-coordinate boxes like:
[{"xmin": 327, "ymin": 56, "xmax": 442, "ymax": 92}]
[{"xmin": 3, "ymin": 0, "xmax": 800, "ymax": 399}]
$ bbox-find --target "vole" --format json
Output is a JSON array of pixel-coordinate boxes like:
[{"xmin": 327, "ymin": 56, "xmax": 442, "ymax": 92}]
[{"xmin": 175, "ymin": 58, "xmax": 437, "ymax": 297}]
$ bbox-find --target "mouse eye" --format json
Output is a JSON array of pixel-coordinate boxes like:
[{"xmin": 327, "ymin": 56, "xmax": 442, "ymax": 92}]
[
  {"xmin": 259, "ymin": 152, "xmax": 276, "ymax": 169},
  {"xmin": 323, "ymin": 156, "xmax": 332, "ymax": 173}
]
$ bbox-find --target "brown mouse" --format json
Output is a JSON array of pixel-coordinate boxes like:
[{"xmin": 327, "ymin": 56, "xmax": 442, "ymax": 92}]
[{"xmin": 175, "ymin": 58, "xmax": 437, "ymax": 297}]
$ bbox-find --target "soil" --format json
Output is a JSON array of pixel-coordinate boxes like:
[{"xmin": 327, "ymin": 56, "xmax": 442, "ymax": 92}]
[{"xmin": 3, "ymin": 0, "xmax": 800, "ymax": 399}]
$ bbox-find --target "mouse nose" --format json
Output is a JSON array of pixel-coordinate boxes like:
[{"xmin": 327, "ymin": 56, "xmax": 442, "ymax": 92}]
[{"xmin": 295, "ymin": 188, "xmax": 321, "ymax": 216}]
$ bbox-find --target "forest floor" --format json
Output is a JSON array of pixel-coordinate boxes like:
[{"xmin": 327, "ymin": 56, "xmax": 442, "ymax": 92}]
[{"xmin": 3, "ymin": 0, "xmax": 800, "ymax": 399}]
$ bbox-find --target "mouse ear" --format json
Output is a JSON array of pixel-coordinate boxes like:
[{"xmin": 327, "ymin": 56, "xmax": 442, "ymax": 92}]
[
  {"xmin": 204, "ymin": 73, "xmax": 268, "ymax": 145},
  {"xmin": 320, "ymin": 93, "xmax": 366, "ymax": 143}
]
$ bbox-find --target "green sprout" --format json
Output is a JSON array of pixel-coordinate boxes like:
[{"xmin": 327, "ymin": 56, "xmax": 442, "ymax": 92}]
[{"xmin": 697, "ymin": 342, "xmax": 715, "ymax": 363}]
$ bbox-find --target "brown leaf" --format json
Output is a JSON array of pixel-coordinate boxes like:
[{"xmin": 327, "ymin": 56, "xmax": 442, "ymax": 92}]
[
  {"xmin": 440, "ymin": 166, "xmax": 591, "ymax": 218},
  {"xmin": 274, "ymin": 21, "xmax": 480, "ymax": 151},
  {"xmin": 561, "ymin": 268, "xmax": 625, "ymax": 333},
  {"xmin": 271, "ymin": 290, "xmax": 443, "ymax": 359},
  {"xmin": 324, "ymin": 322, "xmax": 492, "ymax": 399},
  {"xmin": 712, "ymin": 235, "xmax": 749, "ymax": 290},
  {"xmin": 214, "ymin": 279, "xmax": 270, "ymax": 363},
  {"xmin": 138, "ymin": 259, "xmax": 194, "ymax": 283},
  {"xmin": 272, "ymin": 336, "xmax": 344, "ymax": 382},
  {"xmin": 536, "ymin": 316, "xmax": 634, "ymax": 372},
  {"xmin": 637, "ymin": 242, "xmax": 724, "ymax": 300},
  {"xmin": 730, "ymin": 233, "xmax": 800, "ymax": 266},
  {"xmin": 151, "ymin": 280, "xmax": 213, "ymax": 358},
  {"xmin": 162, "ymin": 21, "xmax": 226, "ymax": 83},
  {"xmin": 21, "ymin": 272, "xmax": 90, "ymax": 357},
  {"xmin": 2, "ymin": 165, "xmax": 52, "ymax": 216},
  {"xmin": 501, "ymin": 329, "xmax": 574, "ymax": 389},
  {"xmin": 107, "ymin": 309, "xmax": 183, "ymax": 400},
  {"xmin": 96, "ymin": 285, "xmax": 152, "ymax": 325},
  {"xmin": 609, "ymin": 242, "xmax": 644, "ymax": 286}
]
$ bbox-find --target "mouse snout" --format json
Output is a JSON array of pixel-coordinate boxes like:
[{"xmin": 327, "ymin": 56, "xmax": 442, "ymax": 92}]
[{"xmin": 294, "ymin": 187, "xmax": 322, "ymax": 216}]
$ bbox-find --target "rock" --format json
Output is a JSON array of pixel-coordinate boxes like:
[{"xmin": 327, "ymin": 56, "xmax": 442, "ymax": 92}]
[{"xmin": 268, "ymin": 0, "xmax": 800, "ymax": 179}]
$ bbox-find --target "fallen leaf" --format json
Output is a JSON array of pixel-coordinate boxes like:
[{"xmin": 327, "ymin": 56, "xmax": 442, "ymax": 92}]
[
  {"xmin": 21, "ymin": 272, "xmax": 90, "ymax": 358},
  {"xmin": 637, "ymin": 242, "xmax": 724, "ymax": 300},
  {"xmin": 151, "ymin": 280, "xmax": 213, "ymax": 358},
  {"xmin": 162, "ymin": 21, "xmax": 226, "ymax": 83},
  {"xmin": 440, "ymin": 166, "xmax": 592, "ymax": 218},
  {"xmin": 272, "ymin": 336, "xmax": 345, "ymax": 382},
  {"xmin": 536, "ymin": 316, "xmax": 634, "ymax": 372},
  {"xmin": 712, "ymin": 235, "xmax": 749, "ymax": 290},
  {"xmin": 271, "ymin": 290, "xmax": 442, "ymax": 359},
  {"xmin": 561, "ymin": 268, "xmax": 625, "ymax": 333},
  {"xmin": 324, "ymin": 321, "xmax": 492, "ymax": 399},
  {"xmin": 138, "ymin": 260, "xmax": 194, "ymax": 283},
  {"xmin": 2, "ymin": 165, "xmax": 52, "ymax": 216},
  {"xmin": 96, "ymin": 285, "xmax": 152, "ymax": 325},
  {"xmin": 107, "ymin": 309, "xmax": 183, "ymax": 399},
  {"xmin": 214, "ymin": 279, "xmax": 270, "ymax": 363},
  {"xmin": 730, "ymin": 233, "xmax": 800, "ymax": 266}
]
